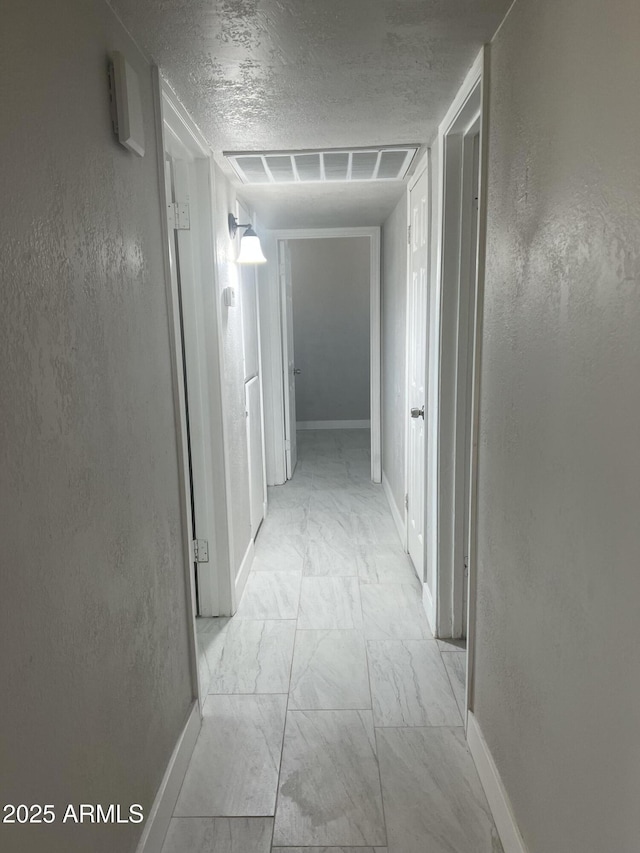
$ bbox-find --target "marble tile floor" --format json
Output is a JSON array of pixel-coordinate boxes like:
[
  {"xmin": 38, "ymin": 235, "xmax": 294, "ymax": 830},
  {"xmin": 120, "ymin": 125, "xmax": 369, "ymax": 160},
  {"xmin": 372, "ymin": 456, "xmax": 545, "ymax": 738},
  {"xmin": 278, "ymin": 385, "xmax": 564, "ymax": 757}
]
[{"xmin": 163, "ymin": 430, "xmax": 502, "ymax": 853}]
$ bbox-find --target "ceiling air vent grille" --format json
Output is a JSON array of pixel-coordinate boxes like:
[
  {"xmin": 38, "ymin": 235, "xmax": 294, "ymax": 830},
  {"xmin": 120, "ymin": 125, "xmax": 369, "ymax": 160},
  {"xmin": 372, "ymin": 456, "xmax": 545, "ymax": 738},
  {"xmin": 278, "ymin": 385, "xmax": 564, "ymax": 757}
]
[{"xmin": 225, "ymin": 146, "xmax": 419, "ymax": 185}]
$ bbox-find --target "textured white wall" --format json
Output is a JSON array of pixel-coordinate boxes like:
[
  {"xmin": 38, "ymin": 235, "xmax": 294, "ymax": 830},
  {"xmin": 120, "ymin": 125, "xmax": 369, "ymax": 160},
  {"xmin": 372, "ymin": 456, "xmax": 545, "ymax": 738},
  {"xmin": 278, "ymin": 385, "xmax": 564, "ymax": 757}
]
[
  {"xmin": 381, "ymin": 199, "xmax": 408, "ymax": 516},
  {"xmin": 213, "ymin": 165, "xmax": 252, "ymax": 582},
  {"xmin": 0, "ymin": 2, "xmax": 192, "ymax": 851},
  {"xmin": 475, "ymin": 0, "xmax": 640, "ymax": 850},
  {"xmin": 290, "ymin": 238, "xmax": 371, "ymax": 423}
]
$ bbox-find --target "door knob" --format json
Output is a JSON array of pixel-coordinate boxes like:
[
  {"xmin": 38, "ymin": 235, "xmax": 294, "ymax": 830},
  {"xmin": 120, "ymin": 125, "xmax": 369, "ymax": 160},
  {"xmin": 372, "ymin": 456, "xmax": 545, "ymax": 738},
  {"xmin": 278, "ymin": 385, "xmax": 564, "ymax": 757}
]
[
  {"xmin": 410, "ymin": 406, "xmax": 425, "ymax": 419},
  {"xmin": 293, "ymin": 368, "xmax": 301, "ymax": 375}
]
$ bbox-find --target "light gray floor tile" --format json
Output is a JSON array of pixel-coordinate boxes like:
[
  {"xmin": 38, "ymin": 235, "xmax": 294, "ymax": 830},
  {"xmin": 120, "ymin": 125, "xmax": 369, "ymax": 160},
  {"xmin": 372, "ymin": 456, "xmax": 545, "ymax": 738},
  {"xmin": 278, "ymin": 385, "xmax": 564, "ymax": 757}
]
[
  {"xmin": 268, "ymin": 483, "xmax": 312, "ymax": 508},
  {"xmin": 196, "ymin": 616, "xmax": 230, "ymax": 635},
  {"xmin": 352, "ymin": 513, "xmax": 401, "ymax": 546},
  {"xmin": 340, "ymin": 448, "xmax": 372, "ymax": 462},
  {"xmin": 253, "ymin": 530, "xmax": 306, "ymax": 572},
  {"xmin": 274, "ymin": 710, "xmax": 386, "ymax": 847},
  {"xmin": 312, "ymin": 474, "xmax": 353, "ymax": 491},
  {"xmin": 367, "ymin": 640, "xmax": 462, "ymax": 727},
  {"xmin": 346, "ymin": 461, "xmax": 374, "ymax": 482},
  {"xmin": 358, "ymin": 546, "xmax": 420, "ymax": 587},
  {"xmin": 304, "ymin": 537, "xmax": 360, "ymax": 577},
  {"xmin": 307, "ymin": 459, "xmax": 349, "ymax": 478},
  {"xmin": 307, "ymin": 509, "xmax": 355, "ymax": 539},
  {"xmin": 261, "ymin": 505, "xmax": 308, "ymax": 535},
  {"xmin": 437, "ymin": 637, "xmax": 467, "ymax": 651},
  {"xmin": 309, "ymin": 488, "xmax": 386, "ymax": 516},
  {"xmin": 272, "ymin": 848, "xmax": 387, "ymax": 853},
  {"xmin": 309, "ymin": 489, "xmax": 358, "ymax": 515},
  {"xmin": 289, "ymin": 630, "xmax": 371, "ymax": 710},
  {"xmin": 235, "ymin": 572, "xmax": 301, "ymax": 619},
  {"xmin": 169, "ymin": 430, "xmax": 488, "ymax": 853},
  {"xmin": 376, "ymin": 727, "xmax": 503, "ymax": 853},
  {"xmin": 175, "ymin": 695, "xmax": 287, "ymax": 817},
  {"xmin": 206, "ymin": 620, "xmax": 296, "ymax": 694},
  {"xmin": 344, "ymin": 489, "xmax": 388, "ymax": 514},
  {"xmin": 197, "ymin": 618, "xmax": 230, "ymax": 695},
  {"xmin": 442, "ymin": 651, "xmax": 467, "ymax": 718},
  {"xmin": 161, "ymin": 817, "xmax": 273, "ymax": 853},
  {"xmin": 361, "ymin": 583, "xmax": 432, "ymax": 640},
  {"xmin": 336, "ymin": 429, "xmax": 371, "ymax": 449},
  {"xmin": 298, "ymin": 576, "xmax": 363, "ymax": 630}
]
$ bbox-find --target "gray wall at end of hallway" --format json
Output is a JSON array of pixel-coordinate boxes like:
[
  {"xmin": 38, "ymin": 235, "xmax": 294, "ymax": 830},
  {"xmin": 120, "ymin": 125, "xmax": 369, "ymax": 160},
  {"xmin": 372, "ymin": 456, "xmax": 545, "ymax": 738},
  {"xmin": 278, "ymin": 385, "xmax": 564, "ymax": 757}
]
[{"xmin": 289, "ymin": 237, "xmax": 371, "ymax": 423}]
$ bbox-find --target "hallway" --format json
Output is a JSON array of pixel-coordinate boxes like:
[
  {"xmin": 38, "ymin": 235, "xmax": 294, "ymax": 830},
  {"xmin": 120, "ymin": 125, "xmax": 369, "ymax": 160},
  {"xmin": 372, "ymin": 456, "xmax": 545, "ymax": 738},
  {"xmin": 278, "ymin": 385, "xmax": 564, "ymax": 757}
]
[{"xmin": 162, "ymin": 430, "xmax": 500, "ymax": 853}]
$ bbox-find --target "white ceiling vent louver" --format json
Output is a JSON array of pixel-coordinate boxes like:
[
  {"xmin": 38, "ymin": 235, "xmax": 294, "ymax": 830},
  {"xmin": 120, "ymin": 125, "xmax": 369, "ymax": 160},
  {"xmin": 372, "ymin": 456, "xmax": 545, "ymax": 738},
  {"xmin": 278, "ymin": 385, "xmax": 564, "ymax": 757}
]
[{"xmin": 225, "ymin": 146, "xmax": 419, "ymax": 185}]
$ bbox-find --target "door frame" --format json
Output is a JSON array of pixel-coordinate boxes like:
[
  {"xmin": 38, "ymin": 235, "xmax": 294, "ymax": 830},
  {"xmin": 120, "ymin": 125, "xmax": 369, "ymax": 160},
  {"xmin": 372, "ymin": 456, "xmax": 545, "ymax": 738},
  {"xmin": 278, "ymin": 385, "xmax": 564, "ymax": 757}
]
[
  {"xmin": 265, "ymin": 227, "xmax": 382, "ymax": 483},
  {"xmin": 278, "ymin": 240, "xmax": 297, "ymax": 480},
  {"xmin": 153, "ymin": 71, "xmax": 234, "ymax": 701},
  {"xmin": 432, "ymin": 48, "xmax": 489, "ymax": 722},
  {"xmin": 237, "ymin": 200, "xmax": 268, "ymax": 530},
  {"xmin": 403, "ymin": 152, "xmax": 430, "ymax": 559}
]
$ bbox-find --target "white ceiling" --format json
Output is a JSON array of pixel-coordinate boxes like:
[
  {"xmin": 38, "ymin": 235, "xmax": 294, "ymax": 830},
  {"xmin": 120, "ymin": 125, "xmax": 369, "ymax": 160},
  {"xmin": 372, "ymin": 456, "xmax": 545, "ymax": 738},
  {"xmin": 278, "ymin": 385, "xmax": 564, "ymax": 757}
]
[{"xmin": 111, "ymin": 0, "xmax": 511, "ymax": 228}]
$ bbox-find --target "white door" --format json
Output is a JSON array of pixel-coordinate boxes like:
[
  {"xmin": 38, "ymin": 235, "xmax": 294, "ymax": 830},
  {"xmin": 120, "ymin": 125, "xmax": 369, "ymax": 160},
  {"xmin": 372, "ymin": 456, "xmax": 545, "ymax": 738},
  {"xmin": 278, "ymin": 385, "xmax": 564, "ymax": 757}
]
[
  {"xmin": 245, "ymin": 375, "xmax": 265, "ymax": 539},
  {"xmin": 280, "ymin": 241, "xmax": 298, "ymax": 479},
  {"xmin": 164, "ymin": 154, "xmax": 221, "ymax": 617},
  {"xmin": 407, "ymin": 166, "xmax": 429, "ymax": 580},
  {"xmin": 238, "ymin": 202, "xmax": 266, "ymax": 536}
]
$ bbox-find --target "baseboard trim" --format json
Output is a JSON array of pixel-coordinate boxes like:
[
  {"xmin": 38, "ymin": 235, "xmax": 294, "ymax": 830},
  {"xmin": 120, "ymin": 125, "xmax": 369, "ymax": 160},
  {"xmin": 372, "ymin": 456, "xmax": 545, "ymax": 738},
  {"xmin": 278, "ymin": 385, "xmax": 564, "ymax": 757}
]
[
  {"xmin": 382, "ymin": 473, "xmax": 406, "ymax": 549},
  {"xmin": 296, "ymin": 420, "xmax": 371, "ymax": 430},
  {"xmin": 423, "ymin": 582, "xmax": 436, "ymax": 636},
  {"xmin": 233, "ymin": 538, "xmax": 255, "ymax": 612},
  {"xmin": 135, "ymin": 701, "xmax": 201, "ymax": 853},
  {"xmin": 467, "ymin": 712, "xmax": 528, "ymax": 853}
]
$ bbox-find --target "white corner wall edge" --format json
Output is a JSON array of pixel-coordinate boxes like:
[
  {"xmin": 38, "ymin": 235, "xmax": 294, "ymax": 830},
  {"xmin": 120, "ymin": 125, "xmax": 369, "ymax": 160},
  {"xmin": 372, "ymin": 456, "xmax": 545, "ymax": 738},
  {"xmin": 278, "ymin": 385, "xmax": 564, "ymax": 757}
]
[
  {"xmin": 233, "ymin": 538, "xmax": 255, "ymax": 612},
  {"xmin": 296, "ymin": 420, "xmax": 371, "ymax": 430},
  {"xmin": 382, "ymin": 473, "xmax": 406, "ymax": 548},
  {"xmin": 135, "ymin": 701, "xmax": 201, "ymax": 853},
  {"xmin": 422, "ymin": 582, "xmax": 437, "ymax": 637},
  {"xmin": 466, "ymin": 712, "xmax": 528, "ymax": 853}
]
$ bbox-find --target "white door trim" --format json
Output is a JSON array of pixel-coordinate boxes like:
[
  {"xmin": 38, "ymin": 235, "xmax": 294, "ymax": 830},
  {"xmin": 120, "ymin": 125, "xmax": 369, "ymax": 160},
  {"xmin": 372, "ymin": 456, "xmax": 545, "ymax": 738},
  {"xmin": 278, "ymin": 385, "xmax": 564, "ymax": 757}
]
[
  {"xmin": 432, "ymin": 47, "xmax": 487, "ymax": 719},
  {"xmin": 466, "ymin": 47, "xmax": 491, "ymax": 719},
  {"xmin": 279, "ymin": 240, "xmax": 298, "ymax": 479},
  {"xmin": 152, "ymin": 69, "xmax": 201, "ymax": 711},
  {"xmin": 257, "ymin": 234, "xmax": 287, "ymax": 485},
  {"xmin": 267, "ymin": 226, "xmax": 382, "ymax": 483}
]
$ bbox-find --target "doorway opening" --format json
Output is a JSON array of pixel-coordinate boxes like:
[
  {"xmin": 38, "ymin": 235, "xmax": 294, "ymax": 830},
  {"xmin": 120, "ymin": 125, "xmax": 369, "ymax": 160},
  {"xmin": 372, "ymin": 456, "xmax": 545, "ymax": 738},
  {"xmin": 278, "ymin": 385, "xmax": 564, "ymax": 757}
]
[{"xmin": 269, "ymin": 228, "xmax": 381, "ymax": 484}]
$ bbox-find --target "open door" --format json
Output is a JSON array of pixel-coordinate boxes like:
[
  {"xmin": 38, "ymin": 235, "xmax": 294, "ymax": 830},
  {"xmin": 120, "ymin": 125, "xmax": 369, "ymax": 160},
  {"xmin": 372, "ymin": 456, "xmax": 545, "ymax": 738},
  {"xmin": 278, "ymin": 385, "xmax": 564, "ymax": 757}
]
[
  {"xmin": 164, "ymin": 154, "xmax": 220, "ymax": 618},
  {"xmin": 406, "ymin": 164, "xmax": 429, "ymax": 581},
  {"xmin": 279, "ymin": 241, "xmax": 298, "ymax": 479}
]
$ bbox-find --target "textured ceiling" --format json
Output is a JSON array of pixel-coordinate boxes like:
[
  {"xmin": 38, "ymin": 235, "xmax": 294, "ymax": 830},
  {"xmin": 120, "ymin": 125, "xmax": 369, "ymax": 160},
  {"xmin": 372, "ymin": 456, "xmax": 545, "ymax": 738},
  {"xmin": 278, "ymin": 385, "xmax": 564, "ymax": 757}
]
[{"xmin": 111, "ymin": 0, "xmax": 511, "ymax": 227}]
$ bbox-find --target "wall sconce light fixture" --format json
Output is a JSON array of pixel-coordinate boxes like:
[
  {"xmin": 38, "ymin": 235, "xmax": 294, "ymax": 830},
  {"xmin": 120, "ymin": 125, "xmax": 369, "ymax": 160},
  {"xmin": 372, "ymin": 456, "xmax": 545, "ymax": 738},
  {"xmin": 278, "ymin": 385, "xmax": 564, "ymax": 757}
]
[{"xmin": 228, "ymin": 214, "xmax": 267, "ymax": 264}]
